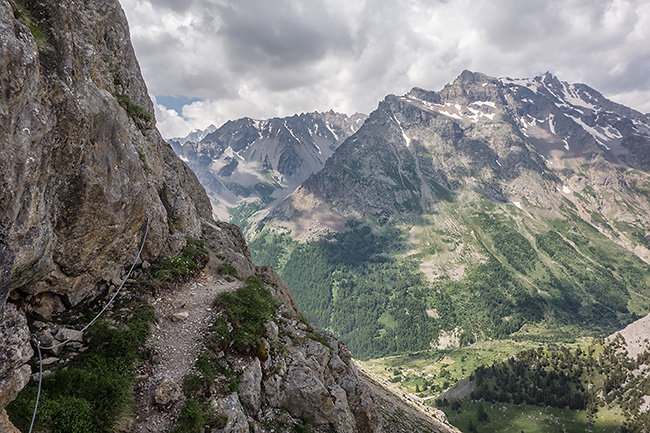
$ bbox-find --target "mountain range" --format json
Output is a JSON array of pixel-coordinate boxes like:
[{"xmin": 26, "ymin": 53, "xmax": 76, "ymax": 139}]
[
  {"xmin": 170, "ymin": 111, "xmax": 366, "ymax": 222},
  {"xmin": 176, "ymin": 70, "xmax": 650, "ymax": 360}
]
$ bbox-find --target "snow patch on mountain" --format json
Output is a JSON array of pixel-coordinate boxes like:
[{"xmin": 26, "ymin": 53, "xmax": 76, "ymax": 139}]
[
  {"xmin": 499, "ymin": 77, "xmax": 542, "ymax": 93},
  {"xmin": 393, "ymin": 115, "xmax": 411, "ymax": 146},
  {"xmin": 568, "ymin": 115, "xmax": 612, "ymax": 149},
  {"xmin": 439, "ymin": 110, "xmax": 463, "ymax": 121},
  {"xmin": 471, "ymin": 101, "xmax": 496, "ymax": 109},
  {"xmin": 548, "ymin": 114, "xmax": 556, "ymax": 134},
  {"xmin": 561, "ymin": 83, "xmax": 598, "ymax": 111}
]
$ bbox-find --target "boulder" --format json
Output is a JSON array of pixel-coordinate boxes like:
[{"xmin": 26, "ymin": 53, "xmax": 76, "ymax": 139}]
[
  {"xmin": 211, "ymin": 392, "xmax": 249, "ymax": 433},
  {"xmin": 238, "ymin": 358, "xmax": 262, "ymax": 415},
  {"xmin": 154, "ymin": 377, "xmax": 183, "ymax": 406},
  {"xmin": 55, "ymin": 327, "xmax": 84, "ymax": 343},
  {"xmin": 264, "ymin": 321, "xmax": 279, "ymax": 341},
  {"xmin": 281, "ymin": 363, "xmax": 356, "ymax": 433},
  {"xmin": 171, "ymin": 311, "xmax": 189, "ymax": 322}
]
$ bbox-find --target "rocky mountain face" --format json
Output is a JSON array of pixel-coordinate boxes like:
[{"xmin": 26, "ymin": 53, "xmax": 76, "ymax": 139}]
[
  {"xmin": 171, "ymin": 111, "xmax": 366, "ymax": 221},
  {"xmin": 253, "ymin": 71, "xmax": 650, "ymax": 356},
  {"xmin": 268, "ymin": 70, "xmax": 650, "ymax": 240},
  {"xmin": 0, "ymin": 0, "xmax": 214, "ymax": 317}
]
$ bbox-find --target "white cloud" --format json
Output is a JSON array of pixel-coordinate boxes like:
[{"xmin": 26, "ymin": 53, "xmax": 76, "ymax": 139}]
[{"xmin": 120, "ymin": 0, "xmax": 650, "ymax": 138}]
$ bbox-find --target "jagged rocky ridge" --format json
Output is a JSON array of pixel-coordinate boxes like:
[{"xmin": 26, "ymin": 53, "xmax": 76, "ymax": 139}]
[
  {"xmin": 268, "ymin": 70, "xmax": 650, "ymax": 238},
  {"xmin": 0, "ymin": 1, "xmax": 456, "ymax": 432},
  {"xmin": 171, "ymin": 111, "xmax": 366, "ymax": 221},
  {"xmin": 170, "ymin": 123, "xmax": 218, "ymax": 146}
]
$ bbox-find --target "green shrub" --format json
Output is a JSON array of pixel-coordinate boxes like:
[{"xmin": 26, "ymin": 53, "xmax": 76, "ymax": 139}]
[
  {"xmin": 214, "ymin": 412, "xmax": 229, "ymax": 429},
  {"xmin": 113, "ymin": 93, "xmax": 153, "ymax": 130},
  {"xmin": 171, "ymin": 398, "xmax": 227, "ymax": 433},
  {"xmin": 183, "ymin": 349, "xmax": 239, "ymax": 397},
  {"xmin": 214, "ymin": 276, "xmax": 279, "ymax": 355},
  {"xmin": 136, "ymin": 149, "xmax": 152, "ymax": 174},
  {"xmin": 140, "ymin": 238, "xmax": 209, "ymax": 292},
  {"xmin": 217, "ymin": 263, "xmax": 239, "ymax": 278},
  {"xmin": 40, "ymin": 396, "xmax": 94, "ymax": 433},
  {"xmin": 293, "ymin": 421, "xmax": 312, "ymax": 433},
  {"xmin": 182, "ymin": 373, "xmax": 205, "ymax": 399},
  {"xmin": 171, "ymin": 398, "xmax": 204, "ymax": 433}
]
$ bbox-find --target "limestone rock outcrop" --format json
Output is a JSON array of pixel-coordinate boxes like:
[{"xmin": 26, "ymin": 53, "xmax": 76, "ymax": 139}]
[
  {"xmin": 0, "ymin": 0, "xmax": 211, "ymax": 316},
  {"xmin": 0, "ymin": 0, "xmax": 211, "ymax": 426},
  {"xmin": 216, "ymin": 315, "xmax": 384, "ymax": 433}
]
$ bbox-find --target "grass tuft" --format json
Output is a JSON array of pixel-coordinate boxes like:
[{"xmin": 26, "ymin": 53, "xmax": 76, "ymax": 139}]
[
  {"xmin": 113, "ymin": 93, "xmax": 153, "ymax": 131},
  {"xmin": 6, "ymin": 301, "xmax": 155, "ymax": 433},
  {"xmin": 139, "ymin": 237, "xmax": 209, "ymax": 293},
  {"xmin": 213, "ymin": 276, "xmax": 279, "ymax": 356}
]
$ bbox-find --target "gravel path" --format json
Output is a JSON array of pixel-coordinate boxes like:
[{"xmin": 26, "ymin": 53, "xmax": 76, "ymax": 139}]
[{"xmin": 132, "ymin": 272, "xmax": 242, "ymax": 433}]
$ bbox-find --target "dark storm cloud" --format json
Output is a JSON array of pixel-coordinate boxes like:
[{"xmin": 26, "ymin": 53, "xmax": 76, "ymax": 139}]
[
  {"xmin": 120, "ymin": 0, "xmax": 650, "ymax": 138},
  {"xmin": 214, "ymin": 1, "xmax": 357, "ymax": 70}
]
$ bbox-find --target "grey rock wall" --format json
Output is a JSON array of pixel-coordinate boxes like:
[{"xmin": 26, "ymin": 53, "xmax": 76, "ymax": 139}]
[
  {"xmin": 0, "ymin": 0, "xmax": 211, "ymax": 426},
  {"xmin": 0, "ymin": 0, "xmax": 211, "ymax": 314}
]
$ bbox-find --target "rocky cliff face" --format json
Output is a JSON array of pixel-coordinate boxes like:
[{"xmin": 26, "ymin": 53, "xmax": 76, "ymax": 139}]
[
  {"xmin": 0, "ymin": 0, "xmax": 212, "ymax": 318},
  {"xmin": 0, "ymin": 0, "xmax": 213, "ymax": 427}
]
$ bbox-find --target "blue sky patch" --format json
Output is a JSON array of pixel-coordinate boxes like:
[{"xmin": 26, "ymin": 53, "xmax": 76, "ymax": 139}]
[{"xmin": 155, "ymin": 95, "xmax": 203, "ymax": 117}]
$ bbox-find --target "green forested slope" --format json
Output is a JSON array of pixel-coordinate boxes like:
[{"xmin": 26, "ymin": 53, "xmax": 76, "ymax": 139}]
[{"xmin": 250, "ymin": 204, "xmax": 650, "ymax": 359}]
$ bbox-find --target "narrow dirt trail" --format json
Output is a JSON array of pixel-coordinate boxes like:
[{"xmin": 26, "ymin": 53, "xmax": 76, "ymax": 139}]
[{"xmin": 132, "ymin": 271, "xmax": 243, "ymax": 433}]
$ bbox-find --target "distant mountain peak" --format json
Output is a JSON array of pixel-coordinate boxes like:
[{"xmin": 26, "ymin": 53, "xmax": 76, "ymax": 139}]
[
  {"xmin": 171, "ymin": 123, "xmax": 218, "ymax": 145},
  {"xmin": 263, "ymin": 71, "xmax": 650, "ymax": 244},
  {"xmin": 455, "ymin": 69, "xmax": 493, "ymax": 84},
  {"xmin": 171, "ymin": 111, "xmax": 367, "ymax": 221}
]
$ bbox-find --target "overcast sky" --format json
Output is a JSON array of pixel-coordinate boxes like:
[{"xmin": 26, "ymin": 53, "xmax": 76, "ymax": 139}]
[{"xmin": 120, "ymin": 0, "xmax": 650, "ymax": 139}]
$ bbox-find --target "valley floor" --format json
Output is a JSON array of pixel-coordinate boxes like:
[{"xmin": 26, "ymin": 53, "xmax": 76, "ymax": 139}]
[
  {"xmin": 356, "ymin": 365, "xmax": 460, "ymax": 433},
  {"xmin": 442, "ymin": 401, "xmax": 625, "ymax": 433}
]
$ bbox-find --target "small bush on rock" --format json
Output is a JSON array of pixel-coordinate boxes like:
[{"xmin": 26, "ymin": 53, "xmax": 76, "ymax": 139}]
[{"xmin": 214, "ymin": 276, "xmax": 279, "ymax": 356}]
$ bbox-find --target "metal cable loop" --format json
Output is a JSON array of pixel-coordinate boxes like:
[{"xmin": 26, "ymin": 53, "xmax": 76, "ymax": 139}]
[
  {"xmin": 27, "ymin": 341, "xmax": 42, "ymax": 433},
  {"xmin": 28, "ymin": 218, "xmax": 149, "ymax": 432}
]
